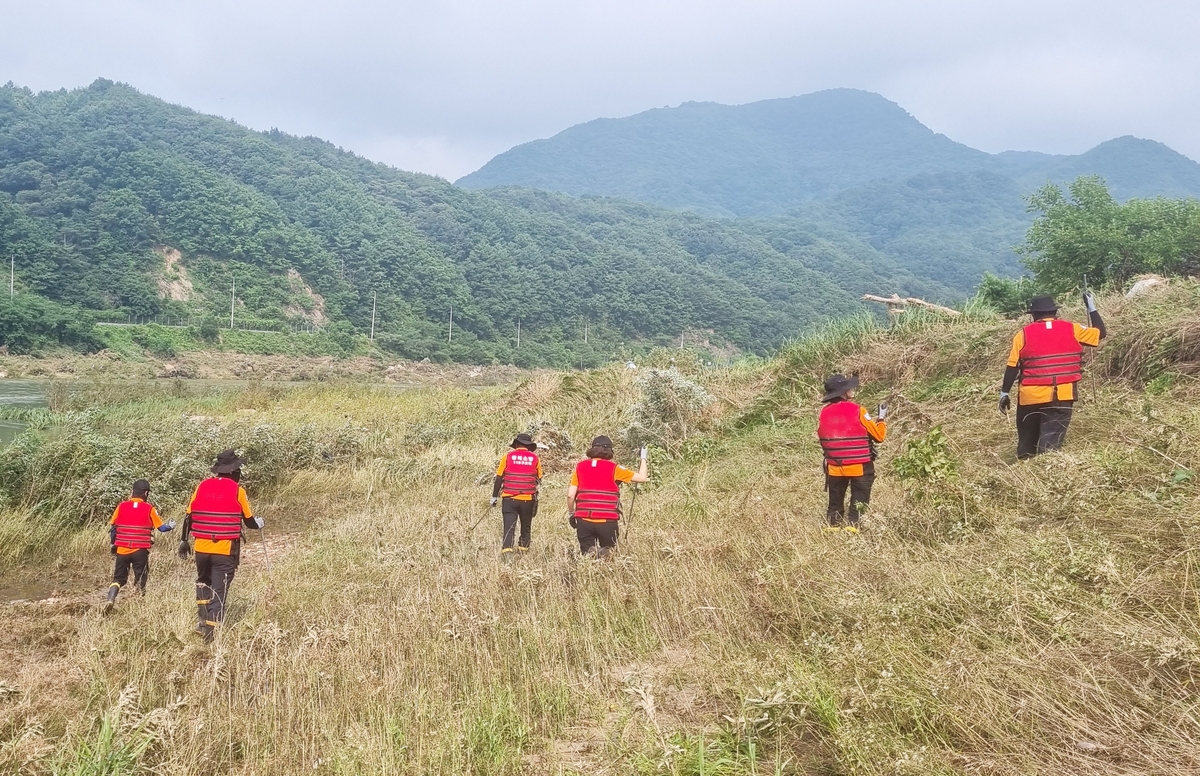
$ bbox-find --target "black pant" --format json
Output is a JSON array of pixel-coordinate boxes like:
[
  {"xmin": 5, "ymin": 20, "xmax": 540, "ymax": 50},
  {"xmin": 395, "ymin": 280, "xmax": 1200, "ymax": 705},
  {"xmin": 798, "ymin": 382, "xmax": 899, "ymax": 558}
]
[
  {"xmin": 576, "ymin": 519, "xmax": 619, "ymax": 558},
  {"xmin": 112, "ymin": 549, "xmax": 149, "ymax": 593},
  {"xmin": 501, "ymin": 498, "xmax": 536, "ymax": 549},
  {"xmin": 827, "ymin": 464, "xmax": 875, "ymax": 527},
  {"xmin": 196, "ymin": 544, "xmax": 240, "ymax": 628},
  {"xmin": 1016, "ymin": 403, "xmax": 1073, "ymax": 459}
]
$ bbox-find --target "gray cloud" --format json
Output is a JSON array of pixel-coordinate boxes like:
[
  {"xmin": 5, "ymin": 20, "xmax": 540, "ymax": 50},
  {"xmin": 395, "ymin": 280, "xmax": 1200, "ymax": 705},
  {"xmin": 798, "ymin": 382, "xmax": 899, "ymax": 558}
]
[{"xmin": 3, "ymin": 0, "xmax": 1197, "ymax": 179}]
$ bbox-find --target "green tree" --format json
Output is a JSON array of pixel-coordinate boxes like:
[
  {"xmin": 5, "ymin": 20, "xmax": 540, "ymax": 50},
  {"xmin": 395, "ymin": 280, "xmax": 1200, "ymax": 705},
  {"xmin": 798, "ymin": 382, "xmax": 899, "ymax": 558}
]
[{"xmin": 1020, "ymin": 176, "xmax": 1200, "ymax": 293}]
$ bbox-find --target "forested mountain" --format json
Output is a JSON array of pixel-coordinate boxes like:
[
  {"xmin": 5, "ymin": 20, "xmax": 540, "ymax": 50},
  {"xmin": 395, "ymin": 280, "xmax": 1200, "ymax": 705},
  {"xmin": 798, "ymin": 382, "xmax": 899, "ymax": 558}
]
[
  {"xmin": 459, "ymin": 90, "xmax": 1200, "ymax": 292},
  {"xmin": 459, "ymin": 90, "xmax": 997, "ymax": 215},
  {"xmin": 458, "ymin": 89, "xmax": 1200, "ymax": 215},
  {"xmin": 0, "ymin": 80, "xmax": 947, "ymax": 363}
]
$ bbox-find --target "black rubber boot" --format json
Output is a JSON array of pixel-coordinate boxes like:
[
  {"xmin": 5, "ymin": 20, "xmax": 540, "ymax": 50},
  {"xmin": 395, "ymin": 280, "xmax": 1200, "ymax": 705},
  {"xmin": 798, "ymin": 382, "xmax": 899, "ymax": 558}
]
[{"xmin": 103, "ymin": 583, "xmax": 119, "ymax": 612}]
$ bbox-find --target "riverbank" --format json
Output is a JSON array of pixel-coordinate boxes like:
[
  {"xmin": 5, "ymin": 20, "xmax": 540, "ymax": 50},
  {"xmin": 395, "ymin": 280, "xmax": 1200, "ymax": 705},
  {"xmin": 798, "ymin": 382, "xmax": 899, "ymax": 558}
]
[{"xmin": 0, "ymin": 350, "xmax": 524, "ymax": 385}]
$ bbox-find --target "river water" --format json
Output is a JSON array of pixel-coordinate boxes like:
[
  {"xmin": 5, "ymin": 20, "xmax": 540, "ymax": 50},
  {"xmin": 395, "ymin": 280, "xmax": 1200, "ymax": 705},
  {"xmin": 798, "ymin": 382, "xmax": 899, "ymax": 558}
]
[{"xmin": 0, "ymin": 380, "xmax": 47, "ymax": 446}]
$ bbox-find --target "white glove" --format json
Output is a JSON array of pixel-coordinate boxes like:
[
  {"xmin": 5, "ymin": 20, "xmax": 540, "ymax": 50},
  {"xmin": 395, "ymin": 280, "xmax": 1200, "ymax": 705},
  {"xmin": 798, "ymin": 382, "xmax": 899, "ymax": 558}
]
[
  {"xmin": 640, "ymin": 446, "xmax": 648, "ymax": 461},
  {"xmin": 876, "ymin": 403, "xmax": 888, "ymax": 421},
  {"xmin": 252, "ymin": 517, "xmax": 265, "ymax": 529},
  {"xmin": 1083, "ymin": 292, "xmax": 1097, "ymax": 313},
  {"xmin": 159, "ymin": 520, "xmax": 177, "ymax": 533},
  {"xmin": 490, "ymin": 497, "xmax": 498, "ymax": 507}
]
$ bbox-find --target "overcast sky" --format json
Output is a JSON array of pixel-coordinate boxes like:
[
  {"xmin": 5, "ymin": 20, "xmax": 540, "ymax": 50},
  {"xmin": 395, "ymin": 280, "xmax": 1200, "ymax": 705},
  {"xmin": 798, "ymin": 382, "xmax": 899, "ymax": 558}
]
[{"xmin": 3, "ymin": 0, "xmax": 1197, "ymax": 181}]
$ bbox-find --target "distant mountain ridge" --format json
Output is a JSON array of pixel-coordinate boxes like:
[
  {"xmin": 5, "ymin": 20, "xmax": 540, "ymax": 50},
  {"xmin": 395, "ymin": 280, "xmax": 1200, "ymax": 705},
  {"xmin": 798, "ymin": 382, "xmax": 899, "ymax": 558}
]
[
  {"xmin": 457, "ymin": 89, "xmax": 1200, "ymax": 216},
  {"xmin": 0, "ymin": 79, "xmax": 956, "ymax": 364}
]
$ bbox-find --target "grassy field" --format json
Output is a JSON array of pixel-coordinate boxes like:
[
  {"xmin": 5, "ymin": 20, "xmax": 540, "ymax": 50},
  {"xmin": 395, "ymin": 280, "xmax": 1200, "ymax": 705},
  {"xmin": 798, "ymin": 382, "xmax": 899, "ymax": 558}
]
[{"xmin": 1, "ymin": 284, "xmax": 1199, "ymax": 774}]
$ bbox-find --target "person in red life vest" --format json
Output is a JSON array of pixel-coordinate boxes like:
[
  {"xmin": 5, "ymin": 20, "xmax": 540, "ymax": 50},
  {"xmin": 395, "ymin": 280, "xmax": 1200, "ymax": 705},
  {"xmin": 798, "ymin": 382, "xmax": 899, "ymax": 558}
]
[
  {"xmin": 566, "ymin": 436, "xmax": 649, "ymax": 558},
  {"xmin": 998, "ymin": 293, "xmax": 1106, "ymax": 459},
  {"xmin": 177, "ymin": 449, "xmax": 261, "ymax": 642},
  {"xmin": 104, "ymin": 479, "xmax": 175, "ymax": 610},
  {"xmin": 491, "ymin": 433, "xmax": 544, "ymax": 556},
  {"xmin": 818, "ymin": 374, "xmax": 887, "ymax": 533}
]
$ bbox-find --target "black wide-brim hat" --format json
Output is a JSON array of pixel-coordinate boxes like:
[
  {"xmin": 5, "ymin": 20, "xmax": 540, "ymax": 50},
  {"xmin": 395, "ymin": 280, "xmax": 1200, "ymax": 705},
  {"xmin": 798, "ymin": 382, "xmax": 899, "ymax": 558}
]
[
  {"xmin": 211, "ymin": 448, "xmax": 246, "ymax": 474},
  {"xmin": 1029, "ymin": 295, "xmax": 1059, "ymax": 316},
  {"xmin": 510, "ymin": 433, "xmax": 537, "ymax": 451},
  {"xmin": 822, "ymin": 374, "xmax": 860, "ymax": 403}
]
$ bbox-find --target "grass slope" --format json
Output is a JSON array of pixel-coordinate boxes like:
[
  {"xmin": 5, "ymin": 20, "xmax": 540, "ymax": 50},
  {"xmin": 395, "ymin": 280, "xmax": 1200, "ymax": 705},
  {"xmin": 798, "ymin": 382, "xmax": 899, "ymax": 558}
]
[{"xmin": 1, "ymin": 283, "xmax": 1199, "ymax": 773}]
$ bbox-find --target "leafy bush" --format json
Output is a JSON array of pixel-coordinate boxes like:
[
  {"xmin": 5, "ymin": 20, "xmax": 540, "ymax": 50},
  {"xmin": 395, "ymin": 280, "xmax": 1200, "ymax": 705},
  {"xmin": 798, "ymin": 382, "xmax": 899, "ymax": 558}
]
[
  {"xmin": 892, "ymin": 426, "xmax": 957, "ymax": 482},
  {"xmin": 130, "ymin": 325, "xmax": 177, "ymax": 357},
  {"xmin": 621, "ymin": 368, "xmax": 713, "ymax": 454},
  {"xmin": 974, "ymin": 272, "xmax": 1042, "ymax": 317},
  {"xmin": 197, "ymin": 317, "xmax": 221, "ymax": 344},
  {"xmin": 0, "ymin": 295, "xmax": 101, "ymax": 353}
]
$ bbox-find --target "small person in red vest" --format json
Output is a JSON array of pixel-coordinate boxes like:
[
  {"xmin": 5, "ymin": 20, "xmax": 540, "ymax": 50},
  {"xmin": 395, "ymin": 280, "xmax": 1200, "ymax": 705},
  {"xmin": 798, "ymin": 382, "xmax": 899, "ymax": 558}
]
[
  {"xmin": 818, "ymin": 375, "xmax": 887, "ymax": 533},
  {"xmin": 998, "ymin": 294, "xmax": 1106, "ymax": 459},
  {"xmin": 491, "ymin": 433, "xmax": 544, "ymax": 555},
  {"xmin": 104, "ymin": 479, "xmax": 175, "ymax": 609},
  {"xmin": 566, "ymin": 436, "xmax": 649, "ymax": 558},
  {"xmin": 177, "ymin": 449, "xmax": 261, "ymax": 642}
]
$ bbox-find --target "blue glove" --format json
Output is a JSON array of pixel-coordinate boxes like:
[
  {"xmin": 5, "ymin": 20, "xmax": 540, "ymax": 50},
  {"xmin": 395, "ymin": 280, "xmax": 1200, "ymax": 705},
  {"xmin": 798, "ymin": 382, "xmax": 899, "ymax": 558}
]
[{"xmin": 158, "ymin": 520, "xmax": 176, "ymax": 533}]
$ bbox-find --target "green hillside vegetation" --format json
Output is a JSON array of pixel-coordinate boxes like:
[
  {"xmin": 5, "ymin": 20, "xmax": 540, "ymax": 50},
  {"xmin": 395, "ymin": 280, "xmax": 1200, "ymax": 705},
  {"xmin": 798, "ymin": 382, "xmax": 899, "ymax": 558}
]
[
  {"xmin": 1, "ymin": 80, "xmax": 962, "ymax": 365},
  {"xmin": 1, "ymin": 283, "xmax": 1199, "ymax": 773},
  {"xmin": 974, "ymin": 176, "xmax": 1200, "ymax": 315},
  {"xmin": 459, "ymin": 90, "xmax": 1200, "ymax": 297}
]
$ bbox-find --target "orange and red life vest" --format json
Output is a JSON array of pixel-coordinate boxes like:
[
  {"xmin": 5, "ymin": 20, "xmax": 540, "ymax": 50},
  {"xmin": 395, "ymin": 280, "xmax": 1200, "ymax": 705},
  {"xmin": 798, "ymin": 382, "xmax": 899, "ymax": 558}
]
[
  {"xmin": 1018, "ymin": 319, "xmax": 1083, "ymax": 386},
  {"xmin": 818, "ymin": 401, "xmax": 874, "ymax": 467},
  {"xmin": 573, "ymin": 458, "xmax": 622, "ymax": 521},
  {"xmin": 113, "ymin": 499, "xmax": 154, "ymax": 550},
  {"xmin": 501, "ymin": 450, "xmax": 540, "ymax": 497},
  {"xmin": 189, "ymin": 477, "xmax": 244, "ymax": 541}
]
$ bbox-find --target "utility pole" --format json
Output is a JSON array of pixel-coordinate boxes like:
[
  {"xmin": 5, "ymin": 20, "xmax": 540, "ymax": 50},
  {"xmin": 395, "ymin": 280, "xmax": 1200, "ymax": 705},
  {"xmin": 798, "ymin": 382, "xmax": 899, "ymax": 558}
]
[
  {"xmin": 448, "ymin": 306, "xmax": 454, "ymax": 343},
  {"xmin": 369, "ymin": 291, "xmax": 376, "ymax": 341},
  {"xmin": 680, "ymin": 330, "xmax": 685, "ymax": 349},
  {"xmin": 516, "ymin": 319, "xmax": 521, "ymax": 349},
  {"xmin": 230, "ymin": 277, "xmax": 236, "ymax": 330},
  {"xmin": 584, "ymin": 320, "xmax": 588, "ymax": 344},
  {"xmin": 9, "ymin": 254, "xmax": 13, "ymax": 298}
]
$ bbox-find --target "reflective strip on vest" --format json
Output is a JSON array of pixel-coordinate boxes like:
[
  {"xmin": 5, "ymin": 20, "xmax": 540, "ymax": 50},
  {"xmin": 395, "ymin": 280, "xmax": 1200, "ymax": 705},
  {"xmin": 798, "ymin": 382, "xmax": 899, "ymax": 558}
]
[
  {"xmin": 113, "ymin": 500, "xmax": 154, "ymax": 549},
  {"xmin": 1019, "ymin": 319, "xmax": 1083, "ymax": 386},
  {"xmin": 501, "ymin": 450, "xmax": 540, "ymax": 497},
  {"xmin": 817, "ymin": 401, "xmax": 874, "ymax": 467},
  {"xmin": 189, "ymin": 478, "xmax": 244, "ymax": 541},
  {"xmin": 574, "ymin": 459, "xmax": 621, "ymax": 521}
]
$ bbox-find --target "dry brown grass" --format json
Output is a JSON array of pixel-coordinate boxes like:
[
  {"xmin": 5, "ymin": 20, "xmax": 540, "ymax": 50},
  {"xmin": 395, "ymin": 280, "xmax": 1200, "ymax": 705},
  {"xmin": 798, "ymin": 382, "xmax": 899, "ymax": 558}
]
[{"xmin": 2, "ymin": 286, "xmax": 1200, "ymax": 774}]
